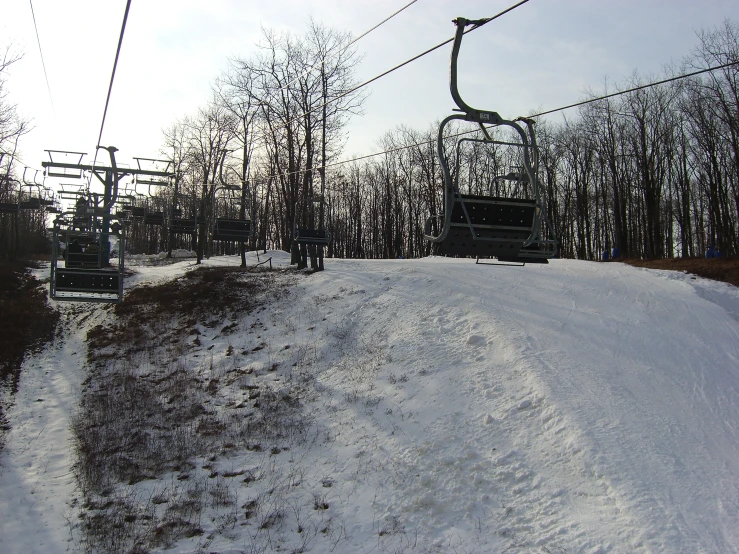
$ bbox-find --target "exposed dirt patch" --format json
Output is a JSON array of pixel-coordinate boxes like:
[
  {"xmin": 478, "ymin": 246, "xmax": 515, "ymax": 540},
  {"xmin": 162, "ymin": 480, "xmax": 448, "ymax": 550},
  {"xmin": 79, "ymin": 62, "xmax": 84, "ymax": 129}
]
[
  {"xmin": 74, "ymin": 265, "xmax": 312, "ymax": 553},
  {"xmin": 0, "ymin": 260, "xmax": 59, "ymax": 450},
  {"xmin": 621, "ymin": 256, "xmax": 739, "ymax": 288},
  {"xmin": 86, "ymin": 266, "xmax": 294, "ymax": 361},
  {"xmin": 0, "ymin": 260, "xmax": 59, "ymax": 380}
]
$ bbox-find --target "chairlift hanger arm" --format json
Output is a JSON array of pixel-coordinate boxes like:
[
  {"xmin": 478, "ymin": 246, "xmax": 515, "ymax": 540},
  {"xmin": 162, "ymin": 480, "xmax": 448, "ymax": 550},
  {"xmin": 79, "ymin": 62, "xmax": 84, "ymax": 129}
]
[
  {"xmin": 449, "ymin": 17, "xmax": 503, "ymax": 126},
  {"xmin": 99, "ymin": 146, "xmax": 121, "ymax": 209},
  {"xmin": 22, "ymin": 167, "xmax": 33, "ymax": 186}
]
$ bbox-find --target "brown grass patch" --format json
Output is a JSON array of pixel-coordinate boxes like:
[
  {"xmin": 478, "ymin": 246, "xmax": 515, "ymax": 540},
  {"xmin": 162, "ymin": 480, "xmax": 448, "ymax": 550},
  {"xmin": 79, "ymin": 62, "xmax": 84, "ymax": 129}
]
[
  {"xmin": 621, "ymin": 255, "xmax": 739, "ymax": 288},
  {"xmin": 0, "ymin": 260, "xmax": 58, "ymax": 380},
  {"xmin": 0, "ymin": 260, "xmax": 59, "ymax": 451}
]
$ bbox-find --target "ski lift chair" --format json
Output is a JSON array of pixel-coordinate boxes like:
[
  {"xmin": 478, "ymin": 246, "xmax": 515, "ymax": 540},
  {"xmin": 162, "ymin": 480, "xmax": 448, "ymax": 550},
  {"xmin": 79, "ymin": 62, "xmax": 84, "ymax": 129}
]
[
  {"xmin": 294, "ymin": 195, "xmax": 330, "ymax": 247},
  {"xmin": 210, "ymin": 183, "xmax": 251, "ymax": 242},
  {"xmin": 294, "ymin": 227, "xmax": 331, "ymax": 246},
  {"xmin": 424, "ymin": 17, "xmax": 557, "ymax": 264},
  {"xmin": 213, "ymin": 218, "xmax": 252, "ymax": 242},
  {"xmin": 167, "ymin": 206, "xmax": 194, "ymax": 234},
  {"xmin": 19, "ymin": 198, "xmax": 42, "ymax": 210},
  {"xmin": 144, "ymin": 211, "xmax": 164, "ymax": 225},
  {"xmin": 50, "ymin": 212, "xmax": 126, "ymax": 303},
  {"xmin": 169, "ymin": 219, "xmax": 197, "ymax": 234},
  {"xmin": 130, "ymin": 206, "xmax": 146, "ymax": 219}
]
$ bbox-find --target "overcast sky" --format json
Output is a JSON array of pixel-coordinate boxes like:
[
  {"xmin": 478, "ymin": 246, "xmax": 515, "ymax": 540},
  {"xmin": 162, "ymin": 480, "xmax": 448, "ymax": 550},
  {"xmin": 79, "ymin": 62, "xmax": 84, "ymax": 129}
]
[{"xmin": 2, "ymin": 0, "xmax": 736, "ymax": 177}]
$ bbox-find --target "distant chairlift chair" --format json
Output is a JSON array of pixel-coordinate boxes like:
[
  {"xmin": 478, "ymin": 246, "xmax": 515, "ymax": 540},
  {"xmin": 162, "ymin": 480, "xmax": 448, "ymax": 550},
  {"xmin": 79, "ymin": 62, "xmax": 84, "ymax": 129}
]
[
  {"xmin": 169, "ymin": 216, "xmax": 198, "ymax": 235},
  {"xmin": 292, "ymin": 195, "xmax": 330, "ymax": 270},
  {"xmin": 294, "ymin": 227, "xmax": 330, "ymax": 247},
  {"xmin": 169, "ymin": 208, "xmax": 197, "ymax": 235},
  {"xmin": 212, "ymin": 217, "xmax": 252, "ymax": 242},
  {"xmin": 143, "ymin": 210, "xmax": 165, "ymax": 226},
  {"xmin": 424, "ymin": 17, "xmax": 557, "ymax": 264}
]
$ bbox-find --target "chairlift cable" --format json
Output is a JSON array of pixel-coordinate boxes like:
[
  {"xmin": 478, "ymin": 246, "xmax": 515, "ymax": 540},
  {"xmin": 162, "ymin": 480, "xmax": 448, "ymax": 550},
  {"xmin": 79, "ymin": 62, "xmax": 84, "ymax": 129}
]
[
  {"xmin": 220, "ymin": 1, "xmax": 527, "ymax": 168},
  {"xmin": 247, "ymin": 58, "xmax": 739, "ymax": 187},
  {"xmin": 278, "ymin": 0, "xmax": 530, "ymax": 134},
  {"xmin": 276, "ymin": 0, "xmax": 420, "ymax": 95},
  {"xmin": 28, "ymin": 0, "xmax": 55, "ymax": 115},
  {"xmin": 529, "ymin": 60, "xmax": 739, "ymax": 118},
  {"xmin": 94, "ymin": 0, "xmax": 132, "ymax": 154},
  {"xmin": 351, "ymin": 0, "xmax": 420, "ymax": 45}
]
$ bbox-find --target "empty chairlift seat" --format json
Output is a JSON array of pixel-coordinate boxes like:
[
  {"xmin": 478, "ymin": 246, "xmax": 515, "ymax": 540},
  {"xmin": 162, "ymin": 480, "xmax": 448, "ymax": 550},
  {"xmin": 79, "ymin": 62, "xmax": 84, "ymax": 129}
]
[
  {"xmin": 438, "ymin": 195, "xmax": 538, "ymax": 258},
  {"xmin": 294, "ymin": 228, "xmax": 330, "ymax": 246},
  {"xmin": 169, "ymin": 218, "xmax": 197, "ymax": 234},
  {"xmin": 144, "ymin": 211, "xmax": 164, "ymax": 225},
  {"xmin": 423, "ymin": 17, "xmax": 557, "ymax": 264},
  {"xmin": 20, "ymin": 198, "xmax": 42, "ymax": 210},
  {"xmin": 213, "ymin": 218, "xmax": 251, "ymax": 241},
  {"xmin": 130, "ymin": 206, "xmax": 146, "ymax": 219}
]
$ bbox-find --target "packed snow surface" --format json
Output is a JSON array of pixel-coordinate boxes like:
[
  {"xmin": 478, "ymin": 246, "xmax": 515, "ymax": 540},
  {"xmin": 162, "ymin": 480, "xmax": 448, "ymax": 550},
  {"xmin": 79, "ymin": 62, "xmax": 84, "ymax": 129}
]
[{"xmin": 2, "ymin": 253, "xmax": 739, "ymax": 553}]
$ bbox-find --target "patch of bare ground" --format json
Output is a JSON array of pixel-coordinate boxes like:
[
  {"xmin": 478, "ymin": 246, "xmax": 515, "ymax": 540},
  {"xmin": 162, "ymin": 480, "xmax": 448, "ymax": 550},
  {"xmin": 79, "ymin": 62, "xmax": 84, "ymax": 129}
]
[
  {"xmin": 620, "ymin": 255, "xmax": 739, "ymax": 288},
  {"xmin": 0, "ymin": 260, "xmax": 59, "ymax": 451},
  {"xmin": 74, "ymin": 266, "xmax": 316, "ymax": 553}
]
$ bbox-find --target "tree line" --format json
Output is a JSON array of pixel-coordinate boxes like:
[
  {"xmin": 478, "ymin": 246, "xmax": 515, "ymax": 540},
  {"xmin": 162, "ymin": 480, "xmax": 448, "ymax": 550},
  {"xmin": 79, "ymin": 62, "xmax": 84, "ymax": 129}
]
[{"xmin": 1, "ymin": 20, "xmax": 738, "ymax": 262}]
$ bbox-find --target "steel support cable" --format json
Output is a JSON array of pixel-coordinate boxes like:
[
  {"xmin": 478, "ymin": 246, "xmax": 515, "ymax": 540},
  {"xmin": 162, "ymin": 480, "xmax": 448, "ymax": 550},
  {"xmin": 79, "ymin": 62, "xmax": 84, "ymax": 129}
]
[
  {"xmin": 244, "ymin": 0, "xmax": 529, "ymax": 192},
  {"xmin": 29, "ymin": 0, "xmax": 55, "ymax": 114},
  {"xmin": 275, "ymin": 0, "xmax": 420, "ymax": 95},
  {"xmin": 82, "ymin": 0, "xmax": 132, "ymax": 195},
  {"xmin": 530, "ymin": 60, "xmax": 739, "ymax": 118},
  {"xmin": 249, "ymin": 59, "xmax": 739, "ymax": 187},
  {"xmin": 95, "ymin": 0, "xmax": 132, "ymax": 151},
  {"xmin": 228, "ymin": 0, "xmax": 421, "ymax": 147},
  {"xmin": 273, "ymin": 0, "xmax": 531, "ymax": 137}
]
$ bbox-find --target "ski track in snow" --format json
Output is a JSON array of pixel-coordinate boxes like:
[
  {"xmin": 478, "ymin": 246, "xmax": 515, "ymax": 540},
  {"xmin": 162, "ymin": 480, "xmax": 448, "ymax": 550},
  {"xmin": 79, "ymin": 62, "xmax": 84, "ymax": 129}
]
[
  {"xmin": 0, "ymin": 302, "xmax": 110, "ymax": 552},
  {"xmin": 2, "ymin": 254, "xmax": 739, "ymax": 553}
]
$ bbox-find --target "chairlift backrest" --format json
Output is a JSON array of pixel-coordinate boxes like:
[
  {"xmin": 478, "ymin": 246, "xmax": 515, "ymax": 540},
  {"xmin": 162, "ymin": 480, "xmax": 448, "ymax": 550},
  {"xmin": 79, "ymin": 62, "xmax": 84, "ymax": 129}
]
[
  {"xmin": 212, "ymin": 218, "xmax": 251, "ymax": 242},
  {"xmin": 144, "ymin": 211, "xmax": 164, "ymax": 225},
  {"xmin": 169, "ymin": 218, "xmax": 197, "ymax": 234},
  {"xmin": 294, "ymin": 227, "xmax": 330, "ymax": 246}
]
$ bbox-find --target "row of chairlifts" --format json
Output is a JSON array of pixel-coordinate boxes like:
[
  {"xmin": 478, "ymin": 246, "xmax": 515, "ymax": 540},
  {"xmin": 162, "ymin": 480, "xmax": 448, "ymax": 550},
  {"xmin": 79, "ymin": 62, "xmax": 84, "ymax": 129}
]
[
  {"xmin": 424, "ymin": 18, "xmax": 557, "ymax": 264},
  {"xmin": 0, "ymin": 168, "xmax": 61, "ymax": 214},
  {"xmin": 114, "ymin": 186, "xmax": 252, "ymax": 243},
  {"xmin": 45, "ymin": 147, "xmax": 173, "ymax": 303}
]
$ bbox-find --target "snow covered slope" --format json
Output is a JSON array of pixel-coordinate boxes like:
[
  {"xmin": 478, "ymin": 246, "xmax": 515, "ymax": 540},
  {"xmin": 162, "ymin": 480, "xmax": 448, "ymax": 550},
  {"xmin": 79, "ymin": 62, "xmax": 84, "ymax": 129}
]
[{"xmin": 2, "ymin": 254, "xmax": 738, "ymax": 553}]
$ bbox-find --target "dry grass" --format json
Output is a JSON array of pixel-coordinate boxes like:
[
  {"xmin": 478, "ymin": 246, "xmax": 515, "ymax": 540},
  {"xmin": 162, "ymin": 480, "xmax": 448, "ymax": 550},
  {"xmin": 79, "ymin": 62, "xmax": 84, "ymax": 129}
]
[
  {"xmin": 621, "ymin": 255, "xmax": 739, "ymax": 288},
  {"xmin": 86, "ymin": 266, "xmax": 289, "ymax": 361},
  {"xmin": 0, "ymin": 260, "xmax": 59, "ymax": 451},
  {"xmin": 74, "ymin": 265, "xmax": 314, "ymax": 553},
  {"xmin": 0, "ymin": 260, "xmax": 58, "ymax": 379}
]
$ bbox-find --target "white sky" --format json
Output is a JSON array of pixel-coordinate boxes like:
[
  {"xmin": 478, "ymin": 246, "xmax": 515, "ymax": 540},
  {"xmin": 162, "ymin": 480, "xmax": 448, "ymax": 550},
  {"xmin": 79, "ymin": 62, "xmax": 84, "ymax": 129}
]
[{"xmin": 2, "ymin": 0, "xmax": 737, "ymax": 174}]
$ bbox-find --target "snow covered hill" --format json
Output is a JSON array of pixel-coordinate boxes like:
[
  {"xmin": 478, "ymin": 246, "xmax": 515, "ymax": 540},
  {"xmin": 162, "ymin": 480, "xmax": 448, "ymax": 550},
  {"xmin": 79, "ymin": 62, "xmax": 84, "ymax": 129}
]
[{"xmin": 2, "ymin": 253, "xmax": 739, "ymax": 553}]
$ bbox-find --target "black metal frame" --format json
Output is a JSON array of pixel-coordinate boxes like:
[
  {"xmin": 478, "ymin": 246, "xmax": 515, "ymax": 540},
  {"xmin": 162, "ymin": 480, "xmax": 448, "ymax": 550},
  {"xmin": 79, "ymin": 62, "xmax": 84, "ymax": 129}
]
[
  {"xmin": 424, "ymin": 17, "xmax": 557, "ymax": 264},
  {"xmin": 294, "ymin": 227, "xmax": 331, "ymax": 247},
  {"xmin": 212, "ymin": 218, "xmax": 252, "ymax": 242},
  {"xmin": 50, "ymin": 212, "xmax": 126, "ymax": 303}
]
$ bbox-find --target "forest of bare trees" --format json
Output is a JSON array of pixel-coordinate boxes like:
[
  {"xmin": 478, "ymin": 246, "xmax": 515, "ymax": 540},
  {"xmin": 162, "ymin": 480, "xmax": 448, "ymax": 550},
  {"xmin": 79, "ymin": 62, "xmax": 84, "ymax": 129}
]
[
  {"xmin": 2, "ymin": 20, "xmax": 738, "ymax": 263},
  {"xmin": 0, "ymin": 47, "xmax": 43, "ymax": 260}
]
